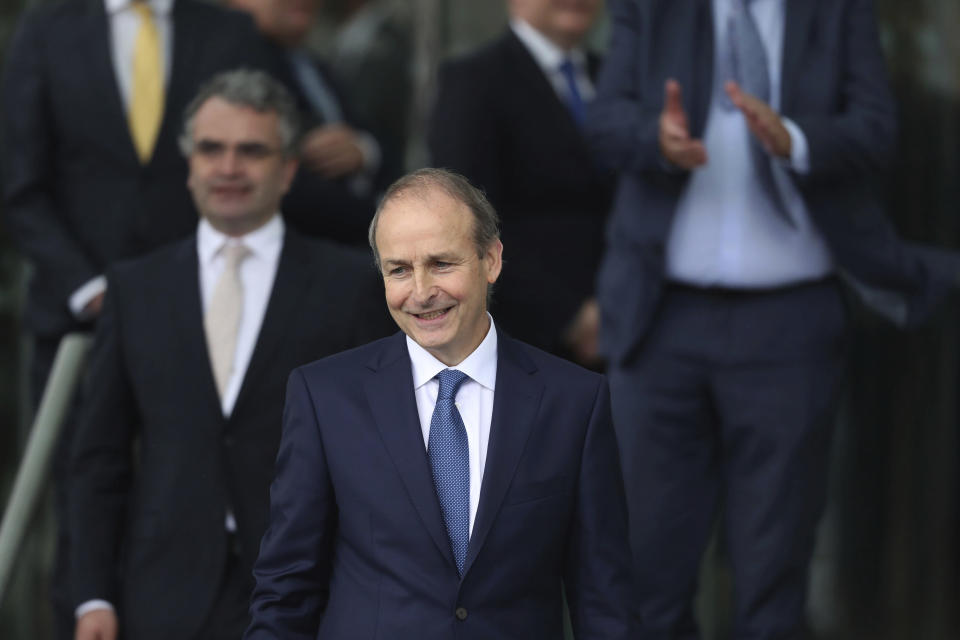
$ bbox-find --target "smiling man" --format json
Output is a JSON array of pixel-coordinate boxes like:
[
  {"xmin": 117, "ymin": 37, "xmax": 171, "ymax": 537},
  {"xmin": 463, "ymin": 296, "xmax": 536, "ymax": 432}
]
[
  {"xmin": 68, "ymin": 69, "xmax": 389, "ymax": 640},
  {"xmin": 246, "ymin": 168, "xmax": 637, "ymax": 639}
]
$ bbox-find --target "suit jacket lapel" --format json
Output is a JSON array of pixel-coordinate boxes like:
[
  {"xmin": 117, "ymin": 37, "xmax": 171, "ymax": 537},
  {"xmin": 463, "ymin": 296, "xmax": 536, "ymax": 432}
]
[
  {"xmin": 364, "ymin": 334, "xmax": 458, "ymax": 572},
  {"xmin": 463, "ymin": 331, "xmax": 543, "ymax": 577},
  {"xmin": 780, "ymin": 0, "xmax": 817, "ymax": 112},
  {"xmin": 230, "ymin": 231, "xmax": 313, "ymax": 419},
  {"xmin": 167, "ymin": 238, "xmax": 225, "ymax": 420}
]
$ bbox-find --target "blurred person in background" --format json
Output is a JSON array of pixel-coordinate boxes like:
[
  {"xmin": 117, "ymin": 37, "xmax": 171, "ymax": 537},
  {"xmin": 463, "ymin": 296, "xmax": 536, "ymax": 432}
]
[
  {"xmin": 428, "ymin": 0, "xmax": 615, "ymax": 368},
  {"xmin": 0, "ymin": 2, "xmax": 272, "ymax": 636},
  {"xmin": 229, "ymin": 0, "xmax": 387, "ymax": 244},
  {"xmin": 588, "ymin": 0, "xmax": 960, "ymax": 638},
  {"xmin": 68, "ymin": 70, "xmax": 390, "ymax": 640}
]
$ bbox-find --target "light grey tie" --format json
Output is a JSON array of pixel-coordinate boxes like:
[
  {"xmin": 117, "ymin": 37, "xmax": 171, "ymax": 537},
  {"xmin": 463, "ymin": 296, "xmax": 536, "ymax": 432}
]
[
  {"xmin": 719, "ymin": 0, "xmax": 795, "ymax": 226},
  {"xmin": 205, "ymin": 243, "xmax": 250, "ymax": 399}
]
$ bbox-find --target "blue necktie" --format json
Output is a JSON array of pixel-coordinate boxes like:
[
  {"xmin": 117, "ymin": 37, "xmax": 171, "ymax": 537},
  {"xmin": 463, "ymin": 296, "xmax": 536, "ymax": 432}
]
[
  {"xmin": 558, "ymin": 58, "xmax": 587, "ymax": 128},
  {"xmin": 428, "ymin": 369, "xmax": 470, "ymax": 575},
  {"xmin": 718, "ymin": 0, "xmax": 795, "ymax": 226}
]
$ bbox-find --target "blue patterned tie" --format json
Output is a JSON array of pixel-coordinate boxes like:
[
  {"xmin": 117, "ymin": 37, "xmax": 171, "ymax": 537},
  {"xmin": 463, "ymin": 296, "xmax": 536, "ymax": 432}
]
[
  {"xmin": 558, "ymin": 58, "xmax": 587, "ymax": 128},
  {"xmin": 718, "ymin": 0, "xmax": 795, "ymax": 226},
  {"xmin": 428, "ymin": 369, "xmax": 470, "ymax": 575}
]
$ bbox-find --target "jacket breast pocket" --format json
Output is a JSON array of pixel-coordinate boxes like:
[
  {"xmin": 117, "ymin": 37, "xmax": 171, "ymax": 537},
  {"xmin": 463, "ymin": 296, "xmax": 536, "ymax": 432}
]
[{"xmin": 503, "ymin": 475, "xmax": 573, "ymax": 506}]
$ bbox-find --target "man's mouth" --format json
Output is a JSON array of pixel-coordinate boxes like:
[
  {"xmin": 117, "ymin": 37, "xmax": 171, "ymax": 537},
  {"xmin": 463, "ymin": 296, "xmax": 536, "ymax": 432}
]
[{"xmin": 414, "ymin": 307, "xmax": 452, "ymax": 321}]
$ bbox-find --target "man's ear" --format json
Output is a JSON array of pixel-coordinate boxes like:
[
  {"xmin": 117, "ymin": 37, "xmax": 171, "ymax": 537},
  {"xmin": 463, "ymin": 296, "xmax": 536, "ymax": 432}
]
[{"xmin": 484, "ymin": 239, "xmax": 504, "ymax": 284}]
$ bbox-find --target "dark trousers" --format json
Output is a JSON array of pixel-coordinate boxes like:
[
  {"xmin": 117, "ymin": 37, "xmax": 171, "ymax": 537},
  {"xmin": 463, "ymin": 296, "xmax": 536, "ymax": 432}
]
[
  {"xmin": 610, "ymin": 280, "xmax": 846, "ymax": 640},
  {"xmin": 191, "ymin": 543, "xmax": 252, "ymax": 640}
]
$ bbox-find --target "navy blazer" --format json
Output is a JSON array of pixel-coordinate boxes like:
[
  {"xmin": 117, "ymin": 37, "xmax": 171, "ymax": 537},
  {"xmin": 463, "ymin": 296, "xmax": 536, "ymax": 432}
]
[
  {"xmin": 247, "ymin": 330, "xmax": 636, "ymax": 639},
  {"xmin": 588, "ymin": 0, "xmax": 960, "ymax": 365}
]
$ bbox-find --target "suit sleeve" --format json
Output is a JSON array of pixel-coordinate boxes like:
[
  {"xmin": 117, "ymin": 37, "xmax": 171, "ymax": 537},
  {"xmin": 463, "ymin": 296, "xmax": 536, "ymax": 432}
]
[
  {"xmin": 586, "ymin": 0, "xmax": 665, "ymax": 175},
  {"xmin": 68, "ymin": 274, "xmax": 138, "ymax": 606},
  {"xmin": 563, "ymin": 377, "xmax": 638, "ymax": 639},
  {"xmin": 427, "ymin": 59, "xmax": 504, "ymax": 207},
  {"xmin": 1, "ymin": 10, "xmax": 100, "ymax": 304},
  {"xmin": 246, "ymin": 368, "xmax": 337, "ymax": 640},
  {"xmin": 790, "ymin": 0, "xmax": 897, "ymax": 181}
]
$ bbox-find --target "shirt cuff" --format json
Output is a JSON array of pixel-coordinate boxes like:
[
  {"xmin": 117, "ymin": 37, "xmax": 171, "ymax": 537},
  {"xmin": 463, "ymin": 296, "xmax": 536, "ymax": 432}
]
[
  {"xmin": 69, "ymin": 275, "xmax": 107, "ymax": 319},
  {"xmin": 76, "ymin": 599, "xmax": 114, "ymax": 619},
  {"xmin": 780, "ymin": 117, "xmax": 810, "ymax": 175}
]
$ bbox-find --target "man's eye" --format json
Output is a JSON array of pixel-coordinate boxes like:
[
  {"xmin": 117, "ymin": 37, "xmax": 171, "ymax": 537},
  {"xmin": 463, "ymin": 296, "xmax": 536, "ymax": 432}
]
[
  {"xmin": 434, "ymin": 262, "xmax": 451, "ymax": 269},
  {"xmin": 195, "ymin": 141, "xmax": 224, "ymax": 157},
  {"xmin": 237, "ymin": 144, "xmax": 273, "ymax": 160},
  {"xmin": 388, "ymin": 267, "xmax": 408, "ymax": 276}
]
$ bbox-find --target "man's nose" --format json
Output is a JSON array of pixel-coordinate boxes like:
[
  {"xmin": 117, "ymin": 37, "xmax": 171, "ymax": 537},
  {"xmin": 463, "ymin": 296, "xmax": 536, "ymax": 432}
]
[
  {"xmin": 412, "ymin": 270, "xmax": 436, "ymax": 303},
  {"xmin": 216, "ymin": 148, "xmax": 243, "ymax": 175}
]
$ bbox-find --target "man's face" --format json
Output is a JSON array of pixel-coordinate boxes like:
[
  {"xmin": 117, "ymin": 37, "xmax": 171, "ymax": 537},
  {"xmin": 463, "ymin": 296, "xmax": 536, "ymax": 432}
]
[
  {"xmin": 510, "ymin": 0, "xmax": 602, "ymax": 49},
  {"xmin": 375, "ymin": 189, "xmax": 503, "ymax": 366},
  {"xmin": 231, "ymin": 0, "xmax": 317, "ymax": 47},
  {"xmin": 186, "ymin": 97, "xmax": 297, "ymax": 236}
]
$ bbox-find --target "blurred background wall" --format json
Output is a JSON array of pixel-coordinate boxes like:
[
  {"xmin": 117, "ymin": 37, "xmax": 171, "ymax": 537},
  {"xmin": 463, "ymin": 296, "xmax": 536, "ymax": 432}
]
[{"xmin": 0, "ymin": 0, "xmax": 957, "ymax": 637}]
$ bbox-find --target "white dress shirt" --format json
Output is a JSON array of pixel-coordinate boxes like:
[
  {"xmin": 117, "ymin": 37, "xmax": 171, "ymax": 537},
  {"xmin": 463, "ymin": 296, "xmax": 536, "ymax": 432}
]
[
  {"xmin": 198, "ymin": 215, "xmax": 283, "ymax": 417},
  {"xmin": 509, "ymin": 18, "xmax": 595, "ymax": 105},
  {"xmin": 665, "ymin": 0, "xmax": 834, "ymax": 288},
  {"xmin": 68, "ymin": 0, "xmax": 175, "ymax": 318},
  {"xmin": 406, "ymin": 316, "xmax": 498, "ymax": 536},
  {"xmin": 75, "ymin": 215, "xmax": 284, "ymax": 620}
]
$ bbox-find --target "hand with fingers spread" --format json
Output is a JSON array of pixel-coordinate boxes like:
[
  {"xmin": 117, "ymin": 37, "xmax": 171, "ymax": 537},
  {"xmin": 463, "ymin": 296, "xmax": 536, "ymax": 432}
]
[
  {"xmin": 658, "ymin": 79, "xmax": 708, "ymax": 170},
  {"xmin": 725, "ymin": 81, "xmax": 792, "ymax": 158}
]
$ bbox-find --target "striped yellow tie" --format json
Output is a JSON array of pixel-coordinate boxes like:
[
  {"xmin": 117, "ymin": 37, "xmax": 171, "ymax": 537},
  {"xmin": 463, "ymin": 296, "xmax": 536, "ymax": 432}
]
[{"xmin": 129, "ymin": 1, "xmax": 164, "ymax": 163}]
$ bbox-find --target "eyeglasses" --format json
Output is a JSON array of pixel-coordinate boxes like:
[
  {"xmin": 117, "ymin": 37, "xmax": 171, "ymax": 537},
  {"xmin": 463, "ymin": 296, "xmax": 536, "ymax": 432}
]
[{"xmin": 192, "ymin": 140, "xmax": 283, "ymax": 162}]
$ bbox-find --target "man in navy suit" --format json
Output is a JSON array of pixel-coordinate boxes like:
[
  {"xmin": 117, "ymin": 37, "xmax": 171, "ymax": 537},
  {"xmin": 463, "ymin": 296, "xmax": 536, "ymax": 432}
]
[
  {"xmin": 587, "ymin": 1, "xmax": 960, "ymax": 638},
  {"xmin": 246, "ymin": 168, "xmax": 636, "ymax": 639}
]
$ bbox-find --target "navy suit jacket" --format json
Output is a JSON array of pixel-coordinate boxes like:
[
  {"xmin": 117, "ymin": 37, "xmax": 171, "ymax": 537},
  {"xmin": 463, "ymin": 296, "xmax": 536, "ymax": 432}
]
[
  {"xmin": 588, "ymin": 0, "xmax": 960, "ymax": 365},
  {"xmin": 1, "ymin": 0, "xmax": 273, "ymax": 339},
  {"xmin": 247, "ymin": 330, "xmax": 636, "ymax": 639}
]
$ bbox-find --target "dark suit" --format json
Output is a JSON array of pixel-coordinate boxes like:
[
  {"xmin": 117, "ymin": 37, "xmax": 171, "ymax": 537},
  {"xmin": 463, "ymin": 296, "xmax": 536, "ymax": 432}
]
[
  {"xmin": 246, "ymin": 330, "xmax": 635, "ymax": 639},
  {"xmin": 1, "ymin": 0, "xmax": 272, "ymax": 340},
  {"xmin": 587, "ymin": 0, "xmax": 960, "ymax": 637},
  {"xmin": 429, "ymin": 31, "xmax": 615, "ymax": 354},
  {"xmin": 68, "ymin": 230, "xmax": 391, "ymax": 639},
  {"xmin": 0, "ymin": 2, "xmax": 272, "ymax": 633}
]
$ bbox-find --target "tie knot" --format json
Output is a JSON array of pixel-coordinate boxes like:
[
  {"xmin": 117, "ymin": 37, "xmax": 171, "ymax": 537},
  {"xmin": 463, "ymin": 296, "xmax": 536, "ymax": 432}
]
[
  {"xmin": 221, "ymin": 243, "xmax": 250, "ymax": 270},
  {"xmin": 132, "ymin": 1, "xmax": 152, "ymax": 19},
  {"xmin": 558, "ymin": 58, "xmax": 577, "ymax": 78},
  {"xmin": 436, "ymin": 369, "xmax": 469, "ymax": 401}
]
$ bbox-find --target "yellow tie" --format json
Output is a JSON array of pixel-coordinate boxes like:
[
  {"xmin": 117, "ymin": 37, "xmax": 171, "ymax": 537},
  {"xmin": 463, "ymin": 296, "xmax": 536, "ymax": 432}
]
[{"xmin": 129, "ymin": 1, "xmax": 164, "ymax": 163}]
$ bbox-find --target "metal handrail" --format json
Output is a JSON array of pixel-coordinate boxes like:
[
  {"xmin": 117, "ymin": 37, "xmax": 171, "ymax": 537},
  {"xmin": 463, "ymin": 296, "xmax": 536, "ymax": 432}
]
[{"xmin": 0, "ymin": 333, "xmax": 92, "ymax": 604}]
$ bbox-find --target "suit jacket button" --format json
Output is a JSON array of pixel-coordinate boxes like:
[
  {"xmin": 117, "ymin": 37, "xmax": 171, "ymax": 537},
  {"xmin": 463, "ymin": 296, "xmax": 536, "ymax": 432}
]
[
  {"xmin": 222, "ymin": 435, "xmax": 236, "ymax": 448},
  {"xmin": 455, "ymin": 607, "xmax": 468, "ymax": 621}
]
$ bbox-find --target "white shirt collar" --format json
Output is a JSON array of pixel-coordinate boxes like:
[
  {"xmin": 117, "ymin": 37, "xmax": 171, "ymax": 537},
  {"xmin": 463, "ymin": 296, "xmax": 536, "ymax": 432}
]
[
  {"xmin": 406, "ymin": 314, "xmax": 498, "ymax": 392},
  {"xmin": 509, "ymin": 18, "xmax": 587, "ymax": 71},
  {"xmin": 105, "ymin": 0, "xmax": 174, "ymax": 17},
  {"xmin": 197, "ymin": 214, "xmax": 285, "ymax": 266}
]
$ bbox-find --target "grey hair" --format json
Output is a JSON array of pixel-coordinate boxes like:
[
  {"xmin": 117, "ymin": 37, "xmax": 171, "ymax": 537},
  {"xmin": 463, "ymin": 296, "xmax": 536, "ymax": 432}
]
[
  {"xmin": 368, "ymin": 168, "xmax": 501, "ymax": 269},
  {"xmin": 178, "ymin": 68, "xmax": 301, "ymax": 158}
]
